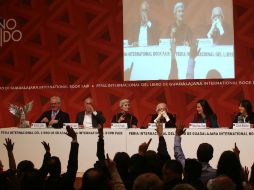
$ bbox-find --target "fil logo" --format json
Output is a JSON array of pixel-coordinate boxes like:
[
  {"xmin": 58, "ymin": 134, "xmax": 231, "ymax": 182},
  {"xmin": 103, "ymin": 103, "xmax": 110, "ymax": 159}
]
[{"xmin": 0, "ymin": 18, "xmax": 23, "ymax": 47}]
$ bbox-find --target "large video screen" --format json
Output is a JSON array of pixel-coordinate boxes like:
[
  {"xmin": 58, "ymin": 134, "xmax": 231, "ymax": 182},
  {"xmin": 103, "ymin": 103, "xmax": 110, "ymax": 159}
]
[{"xmin": 123, "ymin": 0, "xmax": 234, "ymax": 81}]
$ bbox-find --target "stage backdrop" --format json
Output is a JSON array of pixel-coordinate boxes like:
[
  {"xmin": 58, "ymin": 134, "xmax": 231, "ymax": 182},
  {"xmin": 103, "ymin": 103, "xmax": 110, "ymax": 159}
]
[{"xmin": 1, "ymin": 0, "xmax": 254, "ymax": 129}]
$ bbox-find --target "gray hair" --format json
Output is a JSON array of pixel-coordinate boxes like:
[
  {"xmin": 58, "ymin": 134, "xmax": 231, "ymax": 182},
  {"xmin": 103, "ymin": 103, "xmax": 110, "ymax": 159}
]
[
  {"xmin": 174, "ymin": 2, "xmax": 184, "ymax": 15},
  {"xmin": 50, "ymin": 96, "xmax": 61, "ymax": 103}
]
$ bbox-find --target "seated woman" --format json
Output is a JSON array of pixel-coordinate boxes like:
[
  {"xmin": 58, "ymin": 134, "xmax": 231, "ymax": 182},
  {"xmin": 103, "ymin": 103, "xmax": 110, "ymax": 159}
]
[
  {"xmin": 233, "ymin": 99, "xmax": 254, "ymax": 128},
  {"xmin": 150, "ymin": 103, "xmax": 176, "ymax": 128},
  {"xmin": 192, "ymin": 99, "xmax": 219, "ymax": 128},
  {"xmin": 111, "ymin": 99, "xmax": 138, "ymax": 128}
]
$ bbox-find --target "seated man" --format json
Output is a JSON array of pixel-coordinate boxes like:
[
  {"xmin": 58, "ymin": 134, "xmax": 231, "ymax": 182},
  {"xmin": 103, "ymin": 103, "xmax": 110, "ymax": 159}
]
[
  {"xmin": 75, "ymin": 97, "xmax": 105, "ymax": 128},
  {"xmin": 36, "ymin": 96, "xmax": 70, "ymax": 128},
  {"xmin": 151, "ymin": 103, "xmax": 176, "ymax": 128},
  {"xmin": 128, "ymin": 0, "xmax": 160, "ymax": 46}
]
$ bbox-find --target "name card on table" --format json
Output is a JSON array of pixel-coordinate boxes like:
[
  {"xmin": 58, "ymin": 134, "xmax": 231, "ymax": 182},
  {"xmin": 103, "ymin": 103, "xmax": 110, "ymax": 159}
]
[
  {"xmin": 111, "ymin": 123, "xmax": 128, "ymax": 129},
  {"xmin": 233, "ymin": 123, "xmax": 250, "ymax": 129},
  {"xmin": 148, "ymin": 123, "xmax": 165, "ymax": 129},
  {"xmin": 189, "ymin": 123, "xmax": 206, "ymax": 129},
  {"xmin": 31, "ymin": 123, "xmax": 47, "ymax": 129},
  {"xmin": 63, "ymin": 123, "xmax": 79, "ymax": 129}
]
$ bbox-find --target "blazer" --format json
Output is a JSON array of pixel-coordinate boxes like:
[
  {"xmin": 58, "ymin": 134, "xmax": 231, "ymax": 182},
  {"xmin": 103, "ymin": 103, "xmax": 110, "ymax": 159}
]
[
  {"xmin": 75, "ymin": 111, "xmax": 105, "ymax": 128},
  {"xmin": 36, "ymin": 110, "xmax": 70, "ymax": 128}
]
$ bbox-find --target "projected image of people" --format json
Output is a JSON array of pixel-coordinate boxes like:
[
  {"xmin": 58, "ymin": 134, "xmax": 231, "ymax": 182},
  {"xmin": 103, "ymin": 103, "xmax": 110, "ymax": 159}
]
[
  {"xmin": 123, "ymin": 0, "xmax": 234, "ymax": 81},
  {"xmin": 127, "ymin": 0, "xmax": 160, "ymax": 47},
  {"xmin": 170, "ymin": 2, "xmax": 192, "ymax": 46},
  {"xmin": 207, "ymin": 7, "xmax": 233, "ymax": 45}
]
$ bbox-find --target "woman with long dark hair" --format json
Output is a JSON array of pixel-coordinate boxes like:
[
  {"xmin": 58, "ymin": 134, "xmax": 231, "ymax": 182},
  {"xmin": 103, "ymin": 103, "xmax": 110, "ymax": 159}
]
[
  {"xmin": 233, "ymin": 99, "xmax": 254, "ymax": 128},
  {"xmin": 192, "ymin": 99, "xmax": 219, "ymax": 128}
]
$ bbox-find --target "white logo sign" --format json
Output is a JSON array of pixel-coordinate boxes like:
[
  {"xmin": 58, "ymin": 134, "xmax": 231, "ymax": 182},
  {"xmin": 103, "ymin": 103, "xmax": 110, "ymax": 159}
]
[{"xmin": 0, "ymin": 18, "xmax": 23, "ymax": 47}]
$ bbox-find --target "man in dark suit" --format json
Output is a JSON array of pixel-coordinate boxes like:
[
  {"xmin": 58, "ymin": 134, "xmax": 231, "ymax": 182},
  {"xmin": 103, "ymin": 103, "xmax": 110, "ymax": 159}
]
[
  {"xmin": 36, "ymin": 96, "xmax": 70, "ymax": 128},
  {"xmin": 128, "ymin": 0, "xmax": 160, "ymax": 46},
  {"xmin": 151, "ymin": 102, "xmax": 176, "ymax": 128},
  {"xmin": 75, "ymin": 97, "xmax": 105, "ymax": 128}
]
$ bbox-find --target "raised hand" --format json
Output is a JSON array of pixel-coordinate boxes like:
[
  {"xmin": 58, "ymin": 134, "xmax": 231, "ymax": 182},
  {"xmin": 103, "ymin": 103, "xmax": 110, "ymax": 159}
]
[
  {"xmin": 233, "ymin": 142, "xmax": 240, "ymax": 158},
  {"xmin": 4, "ymin": 138, "xmax": 14, "ymax": 152},
  {"xmin": 243, "ymin": 166, "xmax": 249, "ymax": 182},
  {"xmin": 41, "ymin": 141, "xmax": 50, "ymax": 153},
  {"xmin": 156, "ymin": 122, "xmax": 163, "ymax": 137},
  {"xmin": 105, "ymin": 153, "xmax": 117, "ymax": 173},
  {"xmin": 139, "ymin": 138, "xmax": 152, "ymax": 156},
  {"xmin": 175, "ymin": 123, "xmax": 186, "ymax": 136},
  {"xmin": 66, "ymin": 125, "xmax": 77, "ymax": 140},
  {"xmin": 98, "ymin": 124, "xmax": 103, "ymax": 138}
]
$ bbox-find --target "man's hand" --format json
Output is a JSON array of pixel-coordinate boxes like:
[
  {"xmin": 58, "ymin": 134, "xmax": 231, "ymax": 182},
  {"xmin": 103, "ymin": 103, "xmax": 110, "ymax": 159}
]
[
  {"xmin": 4, "ymin": 138, "xmax": 14, "ymax": 152},
  {"xmin": 138, "ymin": 138, "xmax": 152, "ymax": 156},
  {"xmin": 41, "ymin": 117, "xmax": 49, "ymax": 123},
  {"xmin": 66, "ymin": 126, "xmax": 77, "ymax": 141},
  {"xmin": 175, "ymin": 123, "xmax": 186, "ymax": 136},
  {"xmin": 49, "ymin": 119, "xmax": 58, "ymax": 126},
  {"xmin": 41, "ymin": 141, "xmax": 50, "ymax": 153}
]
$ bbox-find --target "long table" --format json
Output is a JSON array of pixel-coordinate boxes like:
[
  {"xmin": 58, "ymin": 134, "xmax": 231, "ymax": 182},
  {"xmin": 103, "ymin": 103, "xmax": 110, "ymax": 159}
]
[{"xmin": 0, "ymin": 128, "xmax": 253, "ymax": 175}]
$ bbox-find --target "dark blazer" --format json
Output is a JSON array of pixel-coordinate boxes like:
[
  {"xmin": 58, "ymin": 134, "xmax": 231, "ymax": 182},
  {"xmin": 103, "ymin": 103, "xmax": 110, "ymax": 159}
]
[
  {"xmin": 150, "ymin": 113, "xmax": 176, "ymax": 128},
  {"xmin": 233, "ymin": 112, "xmax": 254, "ymax": 124},
  {"xmin": 112, "ymin": 113, "xmax": 138, "ymax": 128},
  {"xmin": 75, "ymin": 111, "xmax": 105, "ymax": 128},
  {"xmin": 36, "ymin": 110, "xmax": 70, "ymax": 128},
  {"xmin": 128, "ymin": 19, "xmax": 160, "ymax": 46}
]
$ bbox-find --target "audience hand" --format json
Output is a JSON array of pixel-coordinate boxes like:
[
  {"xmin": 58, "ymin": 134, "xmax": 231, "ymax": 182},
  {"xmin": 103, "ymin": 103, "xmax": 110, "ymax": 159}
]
[
  {"xmin": 175, "ymin": 123, "xmax": 186, "ymax": 136},
  {"xmin": 98, "ymin": 124, "xmax": 103, "ymax": 138},
  {"xmin": 66, "ymin": 126, "xmax": 77, "ymax": 141},
  {"xmin": 105, "ymin": 153, "xmax": 117, "ymax": 173},
  {"xmin": 4, "ymin": 138, "xmax": 14, "ymax": 152},
  {"xmin": 233, "ymin": 142, "xmax": 240, "ymax": 158},
  {"xmin": 41, "ymin": 141, "xmax": 50, "ymax": 153},
  {"xmin": 155, "ymin": 122, "xmax": 163, "ymax": 137},
  {"xmin": 139, "ymin": 138, "xmax": 152, "ymax": 156},
  {"xmin": 243, "ymin": 166, "xmax": 249, "ymax": 182}
]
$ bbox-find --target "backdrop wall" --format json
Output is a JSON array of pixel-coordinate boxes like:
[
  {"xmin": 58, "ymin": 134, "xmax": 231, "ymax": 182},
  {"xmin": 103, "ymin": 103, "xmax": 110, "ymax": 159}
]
[{"xmin": 1, "ymin": 0, "xmax": 254, "ymax": 128}]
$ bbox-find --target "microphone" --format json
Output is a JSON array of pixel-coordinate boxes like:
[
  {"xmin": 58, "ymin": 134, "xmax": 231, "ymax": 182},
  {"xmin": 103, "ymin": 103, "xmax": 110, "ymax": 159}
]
[{"xmin": 140, "ymin": 113, "xmax": 153, "ymax": 129}]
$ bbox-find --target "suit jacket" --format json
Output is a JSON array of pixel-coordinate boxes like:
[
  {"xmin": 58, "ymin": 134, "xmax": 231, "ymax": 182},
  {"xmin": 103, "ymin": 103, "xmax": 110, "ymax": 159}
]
[
  {"xmin": 75, "ymin": 111, "xmax": 105, "ymax": 128},
  {"xmin": 150, "ymin": 113, "xmax": 176, "ymax": 128},
  {"xmin": 128, "ymin": 19, "xmax": 160, "ymax": 46},
  {"xmin": 233, "ymin": 112, "xmax": 254, "ymax": 124},
  {"xmin": 36, "ymin": 110, "xmax": 70, "ymax": 128}
]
